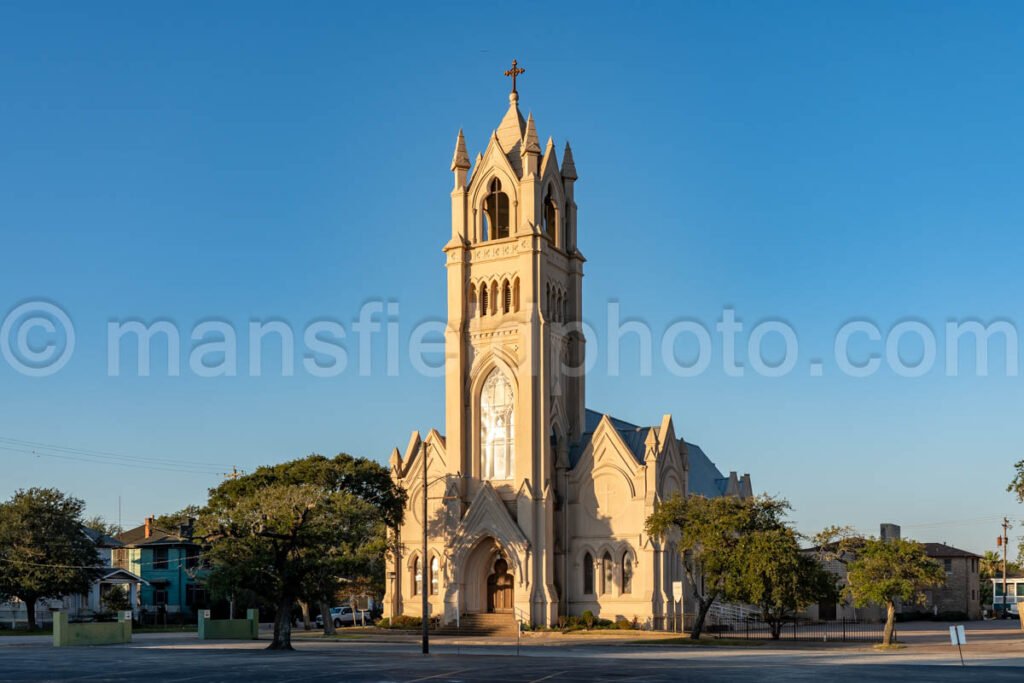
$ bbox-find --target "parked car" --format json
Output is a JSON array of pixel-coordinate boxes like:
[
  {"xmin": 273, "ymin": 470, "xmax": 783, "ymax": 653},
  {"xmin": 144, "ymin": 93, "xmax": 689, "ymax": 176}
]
[{"xmin": 314, "ymin": 606, "xmax": 372, "ymax": 628}]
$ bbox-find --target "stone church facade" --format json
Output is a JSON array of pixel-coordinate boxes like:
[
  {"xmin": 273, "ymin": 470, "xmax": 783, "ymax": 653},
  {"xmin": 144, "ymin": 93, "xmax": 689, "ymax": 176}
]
[{"xmin": 383, "ymin": 79, "xmax": 752, "ymax": 629}]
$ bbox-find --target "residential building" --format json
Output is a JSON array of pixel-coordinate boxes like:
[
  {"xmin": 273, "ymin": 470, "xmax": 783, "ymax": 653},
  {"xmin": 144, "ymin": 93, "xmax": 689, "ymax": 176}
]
[
  {"xmin": 114, "ymin": 517, "xmax": 208, "ymax": 622},
  {"xmin": 0, "ymin": 527, "xmax": 145, "ymax": 626},
  {"xmin": 804, "ymin": 524, "xmax": 981, "ymax": 622}
]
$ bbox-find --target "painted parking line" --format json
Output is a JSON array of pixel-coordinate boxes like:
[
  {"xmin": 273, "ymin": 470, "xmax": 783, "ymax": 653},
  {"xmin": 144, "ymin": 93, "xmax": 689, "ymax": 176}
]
[
  {"xmin": 405, "ymin": 668, "xmax": 475, "ymax": 682},
  {"xmin": 527, "ymin": 671, "xmax": 568, "ymax": 683}
]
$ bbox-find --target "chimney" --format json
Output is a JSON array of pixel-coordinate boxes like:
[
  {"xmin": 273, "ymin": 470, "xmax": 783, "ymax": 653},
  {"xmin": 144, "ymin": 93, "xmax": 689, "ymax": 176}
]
[
  {"xmin": 144, "ymin": 516, "xmax": 154, "ymax": 539},
  {"xmin": 178, "ymin": 518, "xmax": 195, "ymax": 541},
  {"xmin": 880, "ymin": 523, "xmax": 901, "ymax": 542}
]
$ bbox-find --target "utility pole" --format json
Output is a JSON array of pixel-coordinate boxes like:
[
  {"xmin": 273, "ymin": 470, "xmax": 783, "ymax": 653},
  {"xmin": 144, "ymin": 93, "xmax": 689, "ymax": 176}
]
[
  {"xmin": 1001, "ymin": 518, "xmax": 1011, "ymax": 617},
  {"xmin": 422, "ymin": 440, "xmax": 429, "ymax": 655}
]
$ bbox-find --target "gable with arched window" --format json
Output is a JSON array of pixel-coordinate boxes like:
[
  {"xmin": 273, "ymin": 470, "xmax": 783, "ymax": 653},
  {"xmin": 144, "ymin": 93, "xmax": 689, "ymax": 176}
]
[
  {"xmin": 482, "ymin": 178, "xmax": 510, "ymax": 240},
  {"xmin": 480, "ymin": 368, "xmax": 514, "ymax": 480}
]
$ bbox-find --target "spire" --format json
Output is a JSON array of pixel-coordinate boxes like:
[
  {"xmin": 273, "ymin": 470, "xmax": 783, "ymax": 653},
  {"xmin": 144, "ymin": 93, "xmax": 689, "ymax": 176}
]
[
  {"xmin": 522, "ymin": 113, "xmax": 541, "ymax": 155},
  {"xmin": 561, "ymin": 141, "xmax": 577, "ymax": 180},
  {"xmin": 496, "ymin": 93, "xmax": 526, "ymax": 155},
  {"xmin": 450, "ymin": 128, "xmax": 470, "ymax": 171}
]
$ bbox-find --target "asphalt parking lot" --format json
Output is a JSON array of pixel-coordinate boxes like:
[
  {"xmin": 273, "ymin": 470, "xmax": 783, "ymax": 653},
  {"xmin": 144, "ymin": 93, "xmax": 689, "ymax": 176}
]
[{"xmin": 1, "ymin": 624, "xmax": 1022, "ymax": 682}]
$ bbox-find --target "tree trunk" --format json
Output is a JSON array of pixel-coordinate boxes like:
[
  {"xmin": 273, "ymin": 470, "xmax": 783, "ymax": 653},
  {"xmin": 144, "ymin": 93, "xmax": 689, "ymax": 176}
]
[
  {"xmin": 882, "ymin": 601, "xmax": 896, "ymax": 646},
  {"xmin": 268, "ymin": 597, "xmax": 294, "ymax": 650},
  {"xmin": 299, "ymin": 600, "xmax": 311, "ymax": 631},
  {"xmin": 770, "ymin": 620, "xmax": 783, "ymax": 640},
  {"xmin": 23, "ymin": 596, "xmax": 37, "ymax": 631},
  {"xmin": 320, "ymin": 602, "xmax": 336, "ymax": 635},
  {"xmin": 689, "ymin": 597, "xmax": 714, "ymax": 640}
]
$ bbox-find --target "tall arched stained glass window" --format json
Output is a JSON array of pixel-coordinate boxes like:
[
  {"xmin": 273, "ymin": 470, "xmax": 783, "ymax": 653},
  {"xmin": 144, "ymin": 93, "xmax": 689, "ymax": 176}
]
[{"xmin": 480, "ymin": 369, "xmax": 515, "ymax": 480}]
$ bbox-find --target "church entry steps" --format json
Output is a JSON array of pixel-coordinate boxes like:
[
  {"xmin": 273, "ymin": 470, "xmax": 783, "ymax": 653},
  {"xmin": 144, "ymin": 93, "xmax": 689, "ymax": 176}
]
[{"xmin": 433, "ymin": 612, "xmax": 520, "ymax": 637}]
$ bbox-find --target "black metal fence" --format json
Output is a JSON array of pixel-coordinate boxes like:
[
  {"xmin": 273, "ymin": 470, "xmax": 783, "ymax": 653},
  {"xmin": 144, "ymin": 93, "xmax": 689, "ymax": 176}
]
[{"xmin": 678, "ymin": 615, "xmax": 893, "ymax": 643}]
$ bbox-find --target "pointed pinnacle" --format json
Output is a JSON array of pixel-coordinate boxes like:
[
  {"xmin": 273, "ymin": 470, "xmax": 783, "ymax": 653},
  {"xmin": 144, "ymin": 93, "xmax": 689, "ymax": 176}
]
[
  {"xmin": 522, "ymin": 113, "xmax": 541, "ymax": 155},
  {"xmin": 451, "ymin": 128, "xmax": 471, "ymax": 171},
  {"xmin": 561, "ymin": 141, "xmax": 577, "ymax": 180}
]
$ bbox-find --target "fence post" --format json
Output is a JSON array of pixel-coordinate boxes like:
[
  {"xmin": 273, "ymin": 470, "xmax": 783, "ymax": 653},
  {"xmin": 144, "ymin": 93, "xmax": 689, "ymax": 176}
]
[{"xmin": 842, "ymin": 617, "xmax": 846, "ymax": 642}]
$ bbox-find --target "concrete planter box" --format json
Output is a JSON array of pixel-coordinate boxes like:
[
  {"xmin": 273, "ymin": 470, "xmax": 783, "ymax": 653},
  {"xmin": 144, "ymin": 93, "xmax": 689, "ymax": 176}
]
[
  {"xmin": 53, "ymin": 611, "xmax": 132, "ymax": 647},
  {"xmin": 198, "ymin": 609, "xmax": 259, "ymax": 640}
]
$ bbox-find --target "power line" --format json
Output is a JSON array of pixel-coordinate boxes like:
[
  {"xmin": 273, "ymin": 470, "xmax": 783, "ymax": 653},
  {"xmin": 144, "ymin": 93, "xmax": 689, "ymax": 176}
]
[
  {"xmin": 0, "ymin": 435, "xmax": 233, "ymax": 470},
  {"xmin": 1, "ymin": 445, "xmax": 223, "ymax": 475},
  {"xmin": 0, "ymin": 442, "xmax": 226, "ymax": 473},
  {"xmin": 0, "ymin": 552, "xmax": 209, "ymax": 571}
]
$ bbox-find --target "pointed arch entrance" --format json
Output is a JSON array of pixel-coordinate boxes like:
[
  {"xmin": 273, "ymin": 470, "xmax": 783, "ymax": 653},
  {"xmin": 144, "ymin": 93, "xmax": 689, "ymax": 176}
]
[
  {"xmin": 486, "ymin": 557, "xmax": 514, "ymax": 613},
  {"xmin": 460, "ymin": 535, "xmax": 520, "ymax": 615}
]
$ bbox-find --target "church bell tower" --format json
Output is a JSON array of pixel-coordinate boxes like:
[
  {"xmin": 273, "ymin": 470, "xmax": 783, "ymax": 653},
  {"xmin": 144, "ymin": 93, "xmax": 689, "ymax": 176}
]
[{"xmin": 441, "ymin": 62, "xmax": 585, "ymax": 625}]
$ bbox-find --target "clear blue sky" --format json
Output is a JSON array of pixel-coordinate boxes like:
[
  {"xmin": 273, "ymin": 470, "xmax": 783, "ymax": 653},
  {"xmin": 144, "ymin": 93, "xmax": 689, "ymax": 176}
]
[{"xmin": 2, "ymin": 1, "xmax": 1022, "ymax": 554}]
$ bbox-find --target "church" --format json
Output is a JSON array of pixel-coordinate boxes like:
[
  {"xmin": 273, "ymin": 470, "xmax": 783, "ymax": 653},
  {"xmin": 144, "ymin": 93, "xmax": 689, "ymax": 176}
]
[{"xmin": 383, "ymin": 65, "xmax": 752, "ymax": 630}]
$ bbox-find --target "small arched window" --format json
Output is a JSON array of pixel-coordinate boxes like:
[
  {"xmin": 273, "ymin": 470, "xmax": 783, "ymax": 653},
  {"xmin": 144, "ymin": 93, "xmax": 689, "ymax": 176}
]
[
  {"xmin": 621, "ymin": 552, "xmax": 633, "ymax": 594},
  {"xmin": 502, "ymin": 280, "xmax": 511, "ymax": 314},
  {"xmin": 583, "ymin": 552, "xmax": 594, "ymax": 595},
  {"xmin": 430, "ymin": 556, "xmax": 440, "ymax": 595},
  {"xmin": 412, "ymin": 556, "xmax": 422, "ymax": 596},
  {"xmin": 513, "ymin": 278, "xmax": 520, "ymax": 312},
  {"xmin": 543, "ymin": 188, "xmax": 559, "ymax": 244},
  {"xmin": 480, "ymin": 285, "xmax": 489, "ymax": 317},
  {"xmin": 490, "ymin": 281, "xmax": 499, "ymax": 316},
  {"xmin": 469, "ymin": 284, "xmax": 477, "ymax": 317},
  {"xmin": 483, "ymin": 178, "xmax": 510, "ymax": 240},
  {"xmin": 601, "ymin": 553, "xmax": 614, "ymax": 595}
]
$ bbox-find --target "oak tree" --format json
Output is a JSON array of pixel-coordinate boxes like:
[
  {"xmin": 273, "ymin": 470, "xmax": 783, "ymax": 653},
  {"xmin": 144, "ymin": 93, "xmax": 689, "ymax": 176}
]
[
  {"xmin": 0, "ymin": 488, "xmax": 100, "ymax": 629},
  {"xmin": 198, "ymin": 454, "xmax": 404, "ymax": 650}
]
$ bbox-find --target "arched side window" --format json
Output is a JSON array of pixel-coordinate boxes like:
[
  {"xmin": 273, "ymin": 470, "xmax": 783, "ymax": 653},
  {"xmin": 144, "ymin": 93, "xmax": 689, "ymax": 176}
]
[
  {"xmin": 430, "ymin": 555, "xmax": 440, "ymax": 596},
  {"xmin": 543, "ymin": 188, "xmax": 559, "ymax": 245},
  {"xmin": 513, "ymin": 278, "xmax": 520, "ymax": 312},
  {"xmin": 601, "ymin": 552, "xmax": 614, "ymax": 595},
  {"xmin": 621, "ymin": 551, "xmax": 634, "ymax": 594},
  {"xmin": 480, "ymin": 285, "xmax": 489, "ymax": 317},
  {"xmin": 469, "ymin": 283, "xmax": 477, "ymax": 317},
  {"xmin": 480, "ymin": 369, "xmax": 515, "ymax": 480},
  {"xmin": 483, "ymin": 178, "xmax": 510, "ymax": 240},
  {"xmin": 502, "ymin": 280, "xmax": 511, "ymax": 314},
  {"xmin": 412, "ymin": 556, "xmax": 422, "ymax": 596},
  {"xmin": 583, "ymin": 552, "xmax": 594, "ymax": 595},
  {"xmin": 490, "ymin": 281, "xmax": 499, "ymax": 316}
]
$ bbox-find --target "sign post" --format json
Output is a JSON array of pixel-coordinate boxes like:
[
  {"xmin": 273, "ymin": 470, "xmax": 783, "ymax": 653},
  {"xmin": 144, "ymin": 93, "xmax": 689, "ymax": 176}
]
[
  {"xmin": 949, "ymin": 625, "xmax": 966, "ymax": 666},
  {"xmin": 672, "ymin": 581, "xmax": 683, "ymax": 633}
]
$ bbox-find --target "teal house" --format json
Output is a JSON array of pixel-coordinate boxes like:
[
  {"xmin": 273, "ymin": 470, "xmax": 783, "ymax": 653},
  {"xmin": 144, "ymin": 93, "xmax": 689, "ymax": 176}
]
[{"xmin": 114, "ymin": 517, "xmax": 209, "ymax": 622}]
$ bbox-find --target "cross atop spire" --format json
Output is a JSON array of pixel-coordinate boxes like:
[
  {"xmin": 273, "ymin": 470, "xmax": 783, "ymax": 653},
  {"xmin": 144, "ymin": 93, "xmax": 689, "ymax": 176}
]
[{"xmin": 504, "ymin": 59, "xmax": 525, "ymax": 94}]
